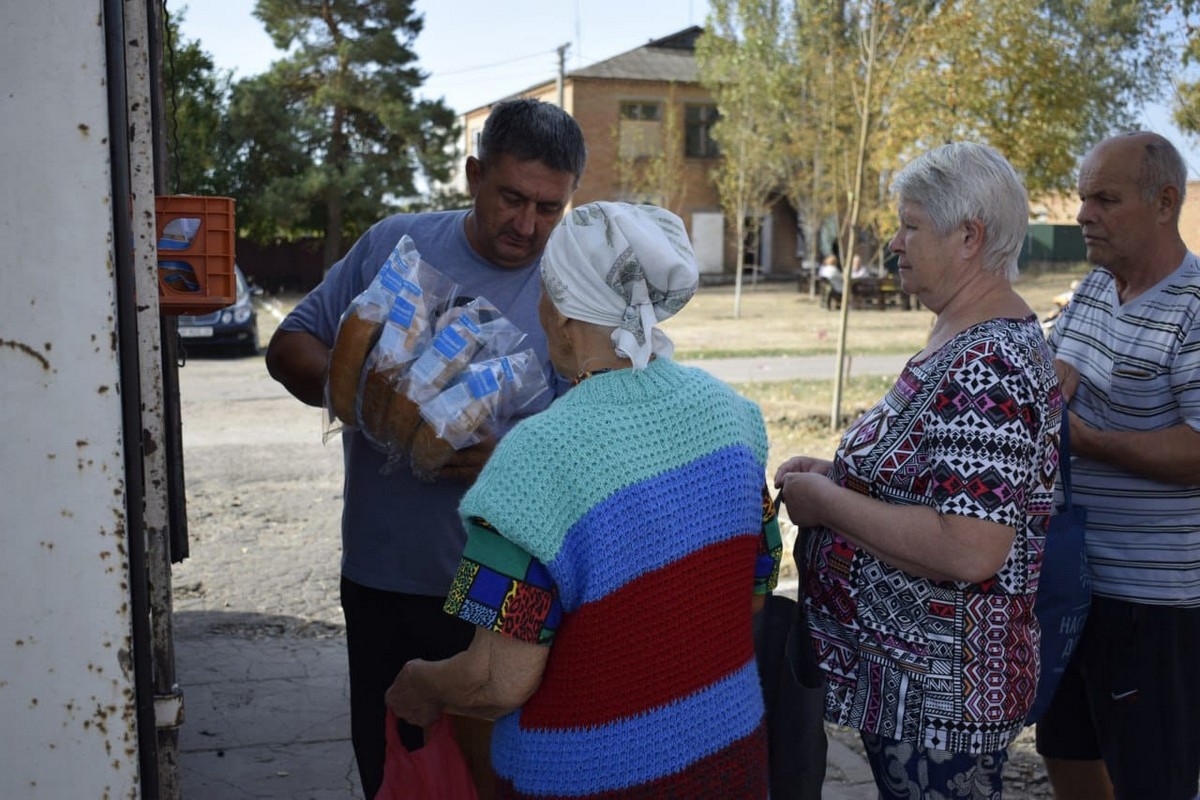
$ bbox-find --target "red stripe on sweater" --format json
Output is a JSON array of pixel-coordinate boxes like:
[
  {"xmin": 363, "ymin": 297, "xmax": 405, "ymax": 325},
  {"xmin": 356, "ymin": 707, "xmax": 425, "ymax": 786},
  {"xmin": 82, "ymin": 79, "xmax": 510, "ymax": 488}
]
[
  {"xmin": 493, "ymin": 721, "xmax": 768, "ymax": 799},
  {"xmin": 520, "ymin": 535, "xmax": 759, "ymax": 729}
]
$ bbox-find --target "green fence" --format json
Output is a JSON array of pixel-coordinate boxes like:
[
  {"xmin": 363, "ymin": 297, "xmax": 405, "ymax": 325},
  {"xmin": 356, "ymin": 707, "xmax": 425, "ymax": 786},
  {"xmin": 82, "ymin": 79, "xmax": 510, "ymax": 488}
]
[{"xmin": 1021, "ymin": 223, "xmax": 1086, "ymax": 265}]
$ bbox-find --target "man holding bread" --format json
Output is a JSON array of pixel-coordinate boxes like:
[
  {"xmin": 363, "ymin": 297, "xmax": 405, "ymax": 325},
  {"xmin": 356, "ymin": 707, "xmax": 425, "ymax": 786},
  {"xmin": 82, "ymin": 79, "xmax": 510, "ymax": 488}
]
[{"xmin": 265, "ymin": 98, "xmax": 586, "ymax": 798}]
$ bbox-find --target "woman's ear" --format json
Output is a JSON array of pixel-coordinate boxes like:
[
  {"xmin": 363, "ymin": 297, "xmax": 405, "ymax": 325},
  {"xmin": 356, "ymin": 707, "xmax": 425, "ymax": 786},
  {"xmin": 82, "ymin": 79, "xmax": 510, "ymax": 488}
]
[{"xmin": 961, "ymin": 218, "xmax": 986, "ymax": 259}]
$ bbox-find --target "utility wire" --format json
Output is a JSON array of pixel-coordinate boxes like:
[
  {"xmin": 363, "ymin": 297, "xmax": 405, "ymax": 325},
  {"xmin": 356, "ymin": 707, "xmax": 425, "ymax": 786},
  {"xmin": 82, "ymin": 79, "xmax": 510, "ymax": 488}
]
[{"xmin": 430, "ymin": 46, "xmax": 562, "ymax": 78}]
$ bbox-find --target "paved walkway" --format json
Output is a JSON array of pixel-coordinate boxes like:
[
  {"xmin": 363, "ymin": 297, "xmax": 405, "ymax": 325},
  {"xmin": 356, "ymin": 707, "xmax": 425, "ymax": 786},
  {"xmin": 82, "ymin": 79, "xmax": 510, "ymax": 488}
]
[{"xmin": 176, "ymin": 625, "xmax": 879, "ymax": 799}]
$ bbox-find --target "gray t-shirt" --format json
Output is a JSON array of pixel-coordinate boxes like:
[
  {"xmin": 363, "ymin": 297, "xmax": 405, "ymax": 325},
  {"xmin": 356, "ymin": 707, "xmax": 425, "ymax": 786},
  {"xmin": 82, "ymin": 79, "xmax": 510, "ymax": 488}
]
[{"xmin": 279, "ymin": 210, "xmax": 559, "ymax": 594}]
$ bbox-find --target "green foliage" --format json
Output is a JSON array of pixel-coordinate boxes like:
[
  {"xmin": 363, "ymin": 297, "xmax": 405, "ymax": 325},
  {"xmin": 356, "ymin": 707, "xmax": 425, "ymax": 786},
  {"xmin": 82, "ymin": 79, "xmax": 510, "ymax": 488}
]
[
  {"xmin": 169, "ymin": 0, "xmax": 458, "ymax": 257},
  {"xmin": 696, "ymin": 0, "xmax": 1182, "ymax": 425},
  {"xmin": 167, "ymin": 1, "xmax": 459, "ymax": 259},
  {"xmin": 161, "ymin": 9, "xmax": 232, "ymax": 195},
  {"xmin": 612, "ymin": 84, "xmax": 690, "ymax": 215},
  {"xmin": 1174, "ymin": 3, "xmax": 1200, "ymax": 136},
  {"xmin": 903, "ymin": 0, "xmax": 1176, "ymax": 197},
  {"xmin": 696, "ymin": 0, "xmax": 1184, "ymax": 263},
  {"xmin": 222, "ymin": 0, "xmax": 458, "ymax": 262},
  {"xmin": 699, "ymin": 0, "xmax": 795, "ymax": 316}
]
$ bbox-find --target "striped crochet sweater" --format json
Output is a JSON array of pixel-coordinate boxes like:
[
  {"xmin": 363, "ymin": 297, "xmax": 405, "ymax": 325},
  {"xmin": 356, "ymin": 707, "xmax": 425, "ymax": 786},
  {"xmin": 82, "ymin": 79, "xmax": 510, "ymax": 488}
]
[{"xmin": 449, "ymin": 357, "xmax": 780, "ymax": 798}]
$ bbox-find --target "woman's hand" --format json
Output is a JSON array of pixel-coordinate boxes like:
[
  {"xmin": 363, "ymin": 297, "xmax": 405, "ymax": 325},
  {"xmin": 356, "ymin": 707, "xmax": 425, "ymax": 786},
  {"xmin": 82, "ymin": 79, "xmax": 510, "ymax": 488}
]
[
  {"xmin": 774, "ymin": 455, "xmax": 833, "ymax": 488},
  {"xmin": 385, "ymin": 661, "xmax": 443, "ymax": 728},
  {"xmin": 777, "ymin": 471, "xmax": 835, "ymax": 529}
]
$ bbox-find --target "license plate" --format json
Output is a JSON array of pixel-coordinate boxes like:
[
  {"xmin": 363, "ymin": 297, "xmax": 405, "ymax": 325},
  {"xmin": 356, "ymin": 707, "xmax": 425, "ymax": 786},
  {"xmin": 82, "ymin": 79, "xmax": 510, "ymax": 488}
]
[{"xmin": 179, "ymin": 326, "xmax": 213, "ymax": 338}]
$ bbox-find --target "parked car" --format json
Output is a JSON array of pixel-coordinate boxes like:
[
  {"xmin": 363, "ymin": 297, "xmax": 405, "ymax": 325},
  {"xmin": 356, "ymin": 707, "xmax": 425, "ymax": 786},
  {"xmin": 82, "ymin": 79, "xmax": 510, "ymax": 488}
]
[{"xmin": 177, "ymin": 266, "xmax": 260, "ymax": 356}]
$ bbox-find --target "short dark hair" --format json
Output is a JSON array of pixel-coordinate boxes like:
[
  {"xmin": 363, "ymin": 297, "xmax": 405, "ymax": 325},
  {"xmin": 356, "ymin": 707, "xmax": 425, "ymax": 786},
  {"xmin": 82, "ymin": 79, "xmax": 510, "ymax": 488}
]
[{"xmin": 477, "ymin": 99, "xmax": 587, "ymax": 185}]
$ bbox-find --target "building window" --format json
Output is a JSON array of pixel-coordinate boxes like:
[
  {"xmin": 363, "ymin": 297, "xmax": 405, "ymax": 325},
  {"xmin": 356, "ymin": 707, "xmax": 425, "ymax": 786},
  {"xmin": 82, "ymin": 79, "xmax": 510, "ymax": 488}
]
[
  {"xmin": 685, "ymin": 105, "xmax": 719, "ymax": 159},
  {"xmin": 620, "ymin": 102, "xmax": 661, "ymax": 121},
  {"xmin": 619, "ymin": 102, "xmax": 663, "ymax": 159}
]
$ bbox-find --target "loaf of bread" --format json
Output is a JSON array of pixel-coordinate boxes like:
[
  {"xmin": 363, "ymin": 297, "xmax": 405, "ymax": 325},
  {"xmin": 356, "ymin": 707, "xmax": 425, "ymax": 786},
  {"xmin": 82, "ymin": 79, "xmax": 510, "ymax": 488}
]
[
  {"xmin": 327, "ymin": 310, "xmax": 384, "ymax": 426},
  {"xmin": 406, "ymin": 307, "xmax": 479, "ymax": 404},
  {"xmin": 408, "ymin": 356, "xmax": 512, "ymax": 480},
  {"xmin": 356, "ymin": 361, "xmax": 397, "ymax": 439},
  {"xmin": 409, "ymin": 390, "xmax": 498, "ymax": 478},
  {"xmin": 325, "ymin": 247, "xmax": 420, "ymax": 427},
  {"xmin": 325, "ymin": 234, "xmax": 463, "ymax": 437},
  {"xmin": 382, "ymin": 390, "xmax": 423, "ymax": 454},
  {"xmin": 356, "ymin": 285, "xmax": 434, "ymax": 441},
  {"xmin": 357, "ymin": 371, "xmax": 424, "ymax": 457},
  {"xmin": 409, "ymin": 420, "xmax": 458, "ymax": 479}
]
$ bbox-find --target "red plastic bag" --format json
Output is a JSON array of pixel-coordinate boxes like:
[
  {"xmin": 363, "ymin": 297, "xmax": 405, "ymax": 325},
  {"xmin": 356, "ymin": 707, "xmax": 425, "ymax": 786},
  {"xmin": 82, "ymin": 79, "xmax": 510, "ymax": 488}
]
[{"xmin": 375, "ymin": 711, "xmax": 480, "ymax": 800}]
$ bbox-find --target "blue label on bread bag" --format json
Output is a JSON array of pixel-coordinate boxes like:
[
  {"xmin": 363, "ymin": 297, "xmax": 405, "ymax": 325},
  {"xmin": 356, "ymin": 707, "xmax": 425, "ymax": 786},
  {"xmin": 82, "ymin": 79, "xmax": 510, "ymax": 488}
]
[
  {"xmin": 500, "ymin": 357, "xmax": 515, "ymax": 382},
  {"xmin": 466, "ymin": 369, "xmax": 501, "ymax": 400},
  {"xmin": 390, "ymin": 296, "xmax": 418, "ymax": 328},
  {"xmin": 379, "ymin": 263, "xmax": 403, "ymax": 294},
  {"xmin": 432, "ymin": 326, "xmax": 468, "ymax": 359}
]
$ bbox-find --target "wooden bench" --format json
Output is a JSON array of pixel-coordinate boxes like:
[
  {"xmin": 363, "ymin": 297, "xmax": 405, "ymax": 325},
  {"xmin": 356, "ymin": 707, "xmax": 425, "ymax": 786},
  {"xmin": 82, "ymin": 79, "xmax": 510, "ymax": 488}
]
[{"xmin": 850, "ymin": 275, "xmax": 911, "ymax": 310}]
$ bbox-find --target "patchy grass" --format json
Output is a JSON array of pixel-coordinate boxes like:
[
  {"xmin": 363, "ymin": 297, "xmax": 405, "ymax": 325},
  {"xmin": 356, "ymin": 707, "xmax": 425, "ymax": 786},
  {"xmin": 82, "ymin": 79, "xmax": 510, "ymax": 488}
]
[
  {"xmin": 662, "ymin": 264, "xmax": 1088, "ymax": 362},
  {"xmin": 663, "ymin": 263, "xmax": 1089, "ymax": 471}
]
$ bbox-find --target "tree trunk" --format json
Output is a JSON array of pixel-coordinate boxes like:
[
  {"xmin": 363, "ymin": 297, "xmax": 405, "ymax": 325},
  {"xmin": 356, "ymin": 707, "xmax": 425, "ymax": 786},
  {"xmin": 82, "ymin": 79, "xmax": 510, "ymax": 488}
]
[
  {"xmin": 323, "ymin": 195, "xmax": 343, "ymax": 269},
  {"xmin": 831, "ymin": 0, "xmax": 880, "ymax": 431}
]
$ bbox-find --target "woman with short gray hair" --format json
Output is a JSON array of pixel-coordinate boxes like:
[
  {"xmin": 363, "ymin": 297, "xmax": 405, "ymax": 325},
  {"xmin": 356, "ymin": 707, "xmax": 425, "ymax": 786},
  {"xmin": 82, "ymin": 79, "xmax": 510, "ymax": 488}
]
[{"xmin": 776, "ymin": 142, "xmax": 1061, "ymax": 798}]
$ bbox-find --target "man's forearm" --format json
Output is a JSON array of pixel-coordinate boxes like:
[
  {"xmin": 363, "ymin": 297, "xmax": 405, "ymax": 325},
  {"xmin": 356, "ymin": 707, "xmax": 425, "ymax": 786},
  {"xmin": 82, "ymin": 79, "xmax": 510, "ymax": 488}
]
[
  {"xmin": 1072, "ymin": 417, "xmax": 1200, "ymax": 486},
  {"xmin": 265, "ymin": 329, "xmax": 329, "ymax": 408}
]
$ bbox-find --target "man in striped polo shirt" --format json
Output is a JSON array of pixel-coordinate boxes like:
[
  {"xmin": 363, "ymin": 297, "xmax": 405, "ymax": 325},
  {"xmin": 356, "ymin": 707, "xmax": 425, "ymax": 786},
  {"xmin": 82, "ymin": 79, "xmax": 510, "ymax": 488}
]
[{"xmin": 1038, "ymin": 132, "xmax": 1200, "ymax": 800}]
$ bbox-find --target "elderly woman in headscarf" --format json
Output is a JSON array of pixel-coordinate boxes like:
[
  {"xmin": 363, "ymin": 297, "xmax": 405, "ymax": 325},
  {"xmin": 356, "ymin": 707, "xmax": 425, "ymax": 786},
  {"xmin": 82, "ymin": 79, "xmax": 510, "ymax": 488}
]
[
  {"xmin": 386, "ymin": 201, "xmax": 782, "ymax": 798},
  {"xmin": 775, "ymin": 142, "xmax": 1061, "ymax": 798}
]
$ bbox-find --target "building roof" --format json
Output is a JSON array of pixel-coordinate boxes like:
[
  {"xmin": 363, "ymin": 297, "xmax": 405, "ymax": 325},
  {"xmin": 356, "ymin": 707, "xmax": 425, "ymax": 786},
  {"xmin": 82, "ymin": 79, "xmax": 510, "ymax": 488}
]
[
  {"xmin": 569, "ymin": 26, "xmax": 703, "ymax": 83},
  {"xmin": 463, "ymin": 26, "xmax": 704, "ymax": 116}
]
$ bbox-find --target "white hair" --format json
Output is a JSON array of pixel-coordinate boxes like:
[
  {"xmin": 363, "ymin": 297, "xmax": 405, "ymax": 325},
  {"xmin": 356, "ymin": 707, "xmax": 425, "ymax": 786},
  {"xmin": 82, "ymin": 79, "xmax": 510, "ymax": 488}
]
[{"xmin": 891, "ymin": 142, "xmax": 1028, "ymax": 281}]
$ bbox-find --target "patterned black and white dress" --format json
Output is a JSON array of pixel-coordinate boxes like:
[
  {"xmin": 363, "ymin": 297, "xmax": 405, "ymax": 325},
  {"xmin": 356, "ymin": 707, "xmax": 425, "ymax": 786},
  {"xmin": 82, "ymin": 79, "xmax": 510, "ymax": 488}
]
[{"xmin": 801, "ymin": 314, "xmax": 1062, "ymax": 754}]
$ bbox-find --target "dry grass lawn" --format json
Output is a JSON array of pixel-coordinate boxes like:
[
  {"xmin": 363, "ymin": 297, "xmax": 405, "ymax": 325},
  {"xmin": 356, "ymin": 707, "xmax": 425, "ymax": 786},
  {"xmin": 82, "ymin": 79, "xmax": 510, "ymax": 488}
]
[{"xmin": 661, "ymin": 264, "xmax": 1089, "ymax": 474}]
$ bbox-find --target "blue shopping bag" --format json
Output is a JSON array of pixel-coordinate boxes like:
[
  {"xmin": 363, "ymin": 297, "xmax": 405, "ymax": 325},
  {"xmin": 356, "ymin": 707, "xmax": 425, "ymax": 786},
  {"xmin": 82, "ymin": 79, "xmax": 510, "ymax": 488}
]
[{"xmin": 1027, "ymin": 406, "xmax": 1091, "ymax": 726}]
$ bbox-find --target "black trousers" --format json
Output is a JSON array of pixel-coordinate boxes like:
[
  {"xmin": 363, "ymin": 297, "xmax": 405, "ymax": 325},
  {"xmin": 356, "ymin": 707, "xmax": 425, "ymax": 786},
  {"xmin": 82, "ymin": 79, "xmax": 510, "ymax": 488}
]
[{"xmin": 339, "ymin": 577, "xmax": 475, "ymax": 799}]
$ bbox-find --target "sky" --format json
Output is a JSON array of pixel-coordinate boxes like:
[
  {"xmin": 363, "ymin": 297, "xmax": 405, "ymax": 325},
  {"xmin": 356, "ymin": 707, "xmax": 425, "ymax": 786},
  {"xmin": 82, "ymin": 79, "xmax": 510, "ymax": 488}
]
[
  {"xmin": 173, "ymin": 0, "xmax": 1200, "ymax": 179},
  {"xmin": 173, "ymin": 0, "xmax": 702, "ymax": 113}
]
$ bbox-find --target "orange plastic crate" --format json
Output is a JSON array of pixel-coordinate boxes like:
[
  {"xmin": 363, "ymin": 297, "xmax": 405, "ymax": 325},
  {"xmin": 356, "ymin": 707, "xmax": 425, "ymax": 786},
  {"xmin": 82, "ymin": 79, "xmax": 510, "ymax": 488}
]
[{"xmin": 155, "ymin": 195, "xmax": 236, "ymax": 315}]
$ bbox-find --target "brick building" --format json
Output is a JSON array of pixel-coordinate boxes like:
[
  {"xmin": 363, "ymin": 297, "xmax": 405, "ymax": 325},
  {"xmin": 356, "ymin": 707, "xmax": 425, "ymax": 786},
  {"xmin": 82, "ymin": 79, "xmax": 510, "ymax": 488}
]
[{"xmin": 458, "ymin": 27, "xmax": 805, "ymax": 279}]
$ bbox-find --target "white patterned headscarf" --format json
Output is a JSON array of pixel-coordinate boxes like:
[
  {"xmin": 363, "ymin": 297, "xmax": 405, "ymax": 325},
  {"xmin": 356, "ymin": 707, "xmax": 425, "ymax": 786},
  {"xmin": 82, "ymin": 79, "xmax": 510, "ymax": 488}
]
[{"xmin": 540, "ymin": 202, "xmax": 699, "ymax": 370}]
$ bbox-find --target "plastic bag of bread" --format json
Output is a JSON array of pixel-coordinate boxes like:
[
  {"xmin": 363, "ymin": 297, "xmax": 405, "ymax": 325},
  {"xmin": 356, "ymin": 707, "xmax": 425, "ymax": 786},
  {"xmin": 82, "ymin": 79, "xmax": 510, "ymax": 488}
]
[
  {"xmin": 356, "ymin": 260, "xmax": 458, "ymax": 453},
  {"xmin": 325, "ymin": 238, "xmax": 421, "ymax": 428},
  {"xmin": 406, "ymin": 296, "xmax": 526, "ymax": 406},
  {"xmin": 409, "ymin": 349, "xmax": 550, "ymax": 481}
]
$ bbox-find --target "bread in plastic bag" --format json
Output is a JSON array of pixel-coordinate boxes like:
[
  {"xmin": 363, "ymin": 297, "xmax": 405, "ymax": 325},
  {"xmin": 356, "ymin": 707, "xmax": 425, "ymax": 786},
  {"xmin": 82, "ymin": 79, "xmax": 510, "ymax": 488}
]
[
  {"xmin": 326, "ymin": 239, "xmax": 419, "ymax": 427},
  {"xmin": 357, "ymin": 256, "xmax": 458, "ymax": 452},
  {"xmin": 406, "ymin": 296, "xmax": 526, "ymax": 406},
  {"xmin": 409, "ymin": 349, "xmax": 549, "ymax": 480}
]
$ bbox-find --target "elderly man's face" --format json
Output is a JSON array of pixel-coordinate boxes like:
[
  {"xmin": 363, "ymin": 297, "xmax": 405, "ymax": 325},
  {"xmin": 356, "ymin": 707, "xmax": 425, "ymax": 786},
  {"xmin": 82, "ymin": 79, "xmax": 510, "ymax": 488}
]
[
  {"xmin": 1075, "ymin": 139, "xmax": 1162, "ymax": 277},
  {"xmin": 464, "ymin": 153, "xmax": 577, "ymax": 270}
]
